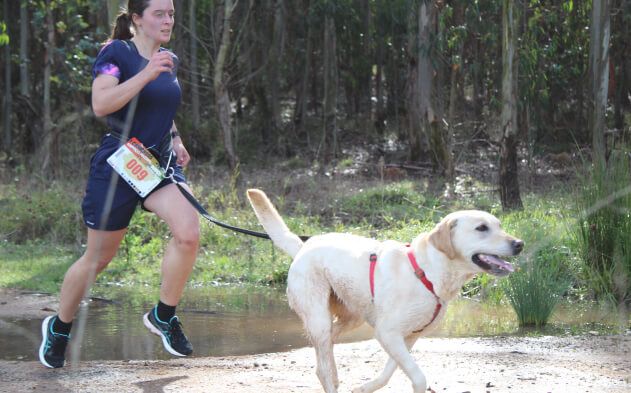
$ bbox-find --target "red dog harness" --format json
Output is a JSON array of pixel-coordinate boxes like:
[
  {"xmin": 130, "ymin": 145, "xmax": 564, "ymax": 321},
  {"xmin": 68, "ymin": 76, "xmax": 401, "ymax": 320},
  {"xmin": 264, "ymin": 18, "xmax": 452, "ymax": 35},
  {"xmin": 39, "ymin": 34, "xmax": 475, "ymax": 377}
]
[{"xmin": 369, "ymin": 245, "xmax": 443, "ymax": 333}]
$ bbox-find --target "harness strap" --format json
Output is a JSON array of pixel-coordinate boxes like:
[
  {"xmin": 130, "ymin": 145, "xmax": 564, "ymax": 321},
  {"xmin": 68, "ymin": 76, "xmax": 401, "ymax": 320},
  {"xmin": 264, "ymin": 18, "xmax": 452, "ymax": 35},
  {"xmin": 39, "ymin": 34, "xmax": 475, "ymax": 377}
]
[
  {"xmin": 369, "ymin": 253, "xmax": 378, "ymax": 298},
  {"xmin": 407, "ymin": 246, "xmax": 443, "ymax": 333},
  {"xmin": 406, "ymin": 247, "xmax": 436, "ymax": 295},
  {"xmin": 368, "ymin": 245, "xmax": 443, "ymax": 333}
]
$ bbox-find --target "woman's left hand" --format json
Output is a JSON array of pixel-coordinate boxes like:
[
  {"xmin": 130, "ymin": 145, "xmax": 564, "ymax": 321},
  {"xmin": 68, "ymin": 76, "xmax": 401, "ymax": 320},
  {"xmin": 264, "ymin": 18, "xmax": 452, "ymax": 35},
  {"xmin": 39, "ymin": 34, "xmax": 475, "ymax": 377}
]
[{"xmin": 173, "ymin": 137, "xmax": 191, "ymax": 167}]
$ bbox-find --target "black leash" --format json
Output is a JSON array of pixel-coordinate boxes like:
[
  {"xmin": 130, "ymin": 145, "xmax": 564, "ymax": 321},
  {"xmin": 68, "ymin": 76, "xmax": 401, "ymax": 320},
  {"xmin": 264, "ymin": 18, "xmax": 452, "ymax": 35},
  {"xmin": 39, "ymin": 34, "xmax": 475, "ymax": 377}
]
[
  {"xmin": 106, "ymin": 130, "xmax": 289, "ymax": 240},
  {"xmin": 174, "ymin": 182, "xmax": 311, "ymax": 241}
]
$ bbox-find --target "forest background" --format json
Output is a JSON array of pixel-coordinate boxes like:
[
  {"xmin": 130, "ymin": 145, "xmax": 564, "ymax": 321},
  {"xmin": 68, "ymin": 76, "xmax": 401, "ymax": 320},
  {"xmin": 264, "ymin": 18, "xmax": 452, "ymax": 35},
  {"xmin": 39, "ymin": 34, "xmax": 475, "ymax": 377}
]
[
  {"xmin": 0, "ymin": 0, "xmax": 630, "ymax": 314},
  {"xmin": 0, "ymin": 0, "xmax": 628, "ymax": 193}
]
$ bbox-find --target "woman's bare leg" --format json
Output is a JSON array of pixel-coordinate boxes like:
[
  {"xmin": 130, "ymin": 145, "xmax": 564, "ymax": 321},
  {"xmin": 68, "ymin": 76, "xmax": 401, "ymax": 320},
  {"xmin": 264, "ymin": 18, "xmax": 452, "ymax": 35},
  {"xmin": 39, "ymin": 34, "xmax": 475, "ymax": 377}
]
[
  {"xmin": 143, "ymin": 183, "xmax": 200, "ymax": 306},
  {"xmin": 57, "ymin": 228, "xmax": 127, "ymax": 322}
]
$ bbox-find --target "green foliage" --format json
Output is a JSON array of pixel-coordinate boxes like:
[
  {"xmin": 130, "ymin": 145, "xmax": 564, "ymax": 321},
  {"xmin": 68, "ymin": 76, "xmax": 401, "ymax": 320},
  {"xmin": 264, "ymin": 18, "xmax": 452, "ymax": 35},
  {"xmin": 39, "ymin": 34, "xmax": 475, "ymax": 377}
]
[
  {"xmin": 0, "ymin": 175, "xmax": 621, "ymax": 315},
  {"xmin": 572, "ymin": 150, "xmax": 631, "ymax": 308},
  {"xmin": 0, "ymin": 242, "xmax": 76, "ymax": 292},
  {"xmin": 0, "ymin": 22, "xmax": 8, "ymax": 46},
  {"xmin": 518, "ymin": 0, "xmax": 591, "ymax": 148},
  {"xmin": 335, "ymin": 182, "xmax": 442, "ymax": 228},
  {"xmin": 462, "ymin": 193, "xmax": 571, "ymax": 301},
  {"xmin": 0, "ymin": 183, "xmax": 83, "ymax": 245},
  {"xmin": 502, "ymin": 245, "xmax": 572, "ymax": 327}
]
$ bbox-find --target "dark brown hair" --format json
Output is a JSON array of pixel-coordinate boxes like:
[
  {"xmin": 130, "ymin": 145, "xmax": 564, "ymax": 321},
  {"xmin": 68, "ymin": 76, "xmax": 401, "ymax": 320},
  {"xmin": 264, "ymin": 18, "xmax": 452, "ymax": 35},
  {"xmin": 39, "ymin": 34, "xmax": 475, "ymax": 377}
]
[{"xmin": 111, "ymin": 0, "xmax": 152, "ymax": 40}]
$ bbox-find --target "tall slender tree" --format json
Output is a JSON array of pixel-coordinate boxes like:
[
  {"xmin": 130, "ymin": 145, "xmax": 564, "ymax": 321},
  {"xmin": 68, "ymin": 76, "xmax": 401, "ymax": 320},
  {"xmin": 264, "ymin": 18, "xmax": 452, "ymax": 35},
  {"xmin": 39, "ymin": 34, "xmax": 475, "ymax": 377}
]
[
  {"xmin": 2, "ymin": 0, "xmax": 11, "ymax": 154},
  {"xmin": 189, "ymin": 0, "xmax": 200, "ymax": 130},
  {"xmin": 214, "ymin": 0, "xmax": 239, "ymax": 170},
  {"xmin": 292, "ymin": 0, "xmax": 313, "ymax": 141},
  {"xmin": 268, "ymin": 0, "xmax": 285, "ymax": 136},
  {"xmin": 589, "ymin": 0, "xmax": 611, "ymax": 168},
  {"xmin": 498, "ymin": 0, "xmax": 522, "ymax": 210},
  {"xmin": 39, "ymin": 0, "xmax": 56, "ymax": 174},
  {"xmin": 19, "ymin": 0, "xmax": 28, "ymax": 97},
  {"xmin": 406, "ymin": 2, "xmax": 424, "ymax": 161},
  {"xmin": 106, "ymin": 0, "xmax": 126, "ymax": 32},
  {"xmin": 321, "ymin": 6, "xmax": 338, "ymax": 161}
]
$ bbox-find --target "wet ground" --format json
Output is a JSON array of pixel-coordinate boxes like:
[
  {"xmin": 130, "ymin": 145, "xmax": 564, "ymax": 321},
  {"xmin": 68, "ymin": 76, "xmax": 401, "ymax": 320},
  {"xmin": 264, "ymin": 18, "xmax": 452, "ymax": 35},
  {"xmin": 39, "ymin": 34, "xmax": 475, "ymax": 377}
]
[
  {"xmin": 0, "ymin": 286, "xmax": 623, "ymax": 362},
  {"xmin": 1, "ymin": 334, "xmax": 629, "ymax": 392},
  {"xmin": 1, "ymin": 288, "xmax": 630, "ymax": 392}
]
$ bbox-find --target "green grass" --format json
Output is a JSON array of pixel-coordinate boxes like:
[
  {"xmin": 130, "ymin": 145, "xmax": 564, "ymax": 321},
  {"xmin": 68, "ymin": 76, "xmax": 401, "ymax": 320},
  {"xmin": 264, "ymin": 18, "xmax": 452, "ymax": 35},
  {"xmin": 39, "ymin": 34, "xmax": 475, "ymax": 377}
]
[
  {"xmin": 502, "ymin": 244, "xmax": 572, "ymax": 327},
  {"xmin": 572, "ymin": 150, "xmax": 631, "ymax": 309},
  {"xmin": 335, "ymin": 181, "xmax": 443, "ymax": 227},
  {"xmin": 461, "ymin": 192, "xmax": 574, "ymax": 301},
  {"xmin": 0, "ymin": 241, "xmax": 77, "ymax": 292},
  {"xmin": 0, "ymin": 183, "xmax": 84, "ymax": 245},
  {"xmin": 0, "ymin": 175, "xmax": 614, "ymax": 318}
]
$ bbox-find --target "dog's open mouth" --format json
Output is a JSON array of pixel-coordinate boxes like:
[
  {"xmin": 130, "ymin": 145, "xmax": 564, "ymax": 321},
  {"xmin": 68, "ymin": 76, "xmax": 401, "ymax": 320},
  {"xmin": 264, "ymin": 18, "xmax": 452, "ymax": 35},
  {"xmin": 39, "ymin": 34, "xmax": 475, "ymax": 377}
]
[{"xmin": 472, "ymin": 254, "xmax": 514, "ymax": 276}]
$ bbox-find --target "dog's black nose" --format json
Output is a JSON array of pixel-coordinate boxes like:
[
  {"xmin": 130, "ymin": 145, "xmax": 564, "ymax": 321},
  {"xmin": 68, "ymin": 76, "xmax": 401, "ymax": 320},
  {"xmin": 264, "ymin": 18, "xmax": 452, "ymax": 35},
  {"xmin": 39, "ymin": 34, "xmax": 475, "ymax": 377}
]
[{"xmin": 512, "ymin": 239, "xmax": 524, "ymax": 254}]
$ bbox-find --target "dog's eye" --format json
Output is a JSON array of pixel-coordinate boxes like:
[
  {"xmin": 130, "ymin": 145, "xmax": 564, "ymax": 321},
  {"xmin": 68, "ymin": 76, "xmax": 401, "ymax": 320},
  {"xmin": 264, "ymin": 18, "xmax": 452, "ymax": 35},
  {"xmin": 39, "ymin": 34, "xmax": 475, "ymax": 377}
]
[{"xmin": 476, "ymin": 224, "xmax": 489, "ymax": 232}]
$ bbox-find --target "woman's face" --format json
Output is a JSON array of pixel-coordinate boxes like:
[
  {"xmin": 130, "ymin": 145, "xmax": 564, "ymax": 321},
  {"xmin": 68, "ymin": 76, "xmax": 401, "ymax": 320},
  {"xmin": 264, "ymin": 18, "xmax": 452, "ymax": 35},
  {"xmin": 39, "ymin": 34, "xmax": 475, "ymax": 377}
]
[{"xmin": 133, "ymin": 0, "xmax": 175, "ymax": 44}]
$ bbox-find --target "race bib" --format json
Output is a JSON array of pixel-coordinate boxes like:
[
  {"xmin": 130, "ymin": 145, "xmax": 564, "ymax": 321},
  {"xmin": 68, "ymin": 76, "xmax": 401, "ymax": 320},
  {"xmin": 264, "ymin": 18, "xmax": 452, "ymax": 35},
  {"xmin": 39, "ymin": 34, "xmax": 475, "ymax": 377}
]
[{"xmin": 106, "ymin": 137, "xmax": 164, "ymax": 197}]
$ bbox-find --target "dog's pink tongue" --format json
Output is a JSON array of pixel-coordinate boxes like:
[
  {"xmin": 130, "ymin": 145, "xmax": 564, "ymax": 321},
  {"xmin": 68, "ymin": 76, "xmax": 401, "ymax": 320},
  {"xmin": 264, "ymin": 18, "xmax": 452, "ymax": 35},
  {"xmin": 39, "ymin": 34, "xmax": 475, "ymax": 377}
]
[{"xmin": 479, "ymin": 254, "xmax": 514, "ymax": 272}]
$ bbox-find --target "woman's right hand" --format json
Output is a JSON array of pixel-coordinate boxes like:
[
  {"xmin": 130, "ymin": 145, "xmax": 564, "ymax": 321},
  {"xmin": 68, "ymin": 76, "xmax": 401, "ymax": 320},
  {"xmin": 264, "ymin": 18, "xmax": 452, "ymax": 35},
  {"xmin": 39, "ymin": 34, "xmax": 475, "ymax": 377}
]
[{"xmin": 143, "ymin": 51, "xmax": 174, "ymax": 81}]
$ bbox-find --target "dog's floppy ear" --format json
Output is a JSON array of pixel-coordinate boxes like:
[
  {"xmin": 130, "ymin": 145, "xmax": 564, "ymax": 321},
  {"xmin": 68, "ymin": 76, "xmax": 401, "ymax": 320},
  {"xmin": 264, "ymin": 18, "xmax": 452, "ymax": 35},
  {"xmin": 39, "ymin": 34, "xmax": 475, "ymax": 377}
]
[{"xmin": 429, "ymin": 218, "xmax": 457, "ymax": 259}]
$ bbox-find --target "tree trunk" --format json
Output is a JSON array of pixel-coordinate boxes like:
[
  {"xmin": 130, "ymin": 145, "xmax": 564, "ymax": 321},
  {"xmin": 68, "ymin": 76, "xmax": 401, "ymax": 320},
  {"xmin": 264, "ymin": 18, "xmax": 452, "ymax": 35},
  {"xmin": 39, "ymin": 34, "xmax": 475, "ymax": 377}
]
[
  {"xmin": 320, "ymin": 14, "xmax": 338, "ymax": 161},
  {"xmin": 499, "ymin": 0, "xmax": 523, "ymax": 210},
  {"xmin": 214, "ymin": 0, "xmax": 238, "ymax": 170},
  {"xmin": 2, "ymin": 0, "xmax": 11, "ymax": 154},
  {"xmin": 106, "ymin": 0, "xmax": 125, "ymax": 32},
  {"xmin": 293, "ymin": 0, "xmax": 312, "ymax": 142},
  {"xmin": 268, "ymin": 0, "xmax": 284, "ymax": 136},
  {"xmin": 173, "ymin": 0, "xmax": 185, "ymax": 95},
  {"xmin": 445, "ymin": 54, "xmax": 459, "ymax": 181},
  {"xmin": 248, "ymin": 0, "xmax": 271, "ymax": 145},
  {"xmin": 189, "ymin": 0, "xmax": 200, "ymax": 130},
  {"xmin": 361, "ymin": 0, "xmax": 371, "ymax": 115},
  {"xmin": 589, "ymin": 0, "xmax": 610, "ymax": 168},
  {"xmin": 40, "ymin": 0, "xmax": 57, "ymax": 175},
  {"xmin": 351, "ymin": 0, "xmax": 371, "ymax": 116},
  {"xmin": 471, "ymin": 34, "xmax": 483, "ymax": 119},
  {"xmin": 444, "ymin": 3, "xmax": 465, "ymax": 181},
  {"xmin": 19, "ymin": 1, "xmax": 28, "ymax": 97},
  {"xmin": 374, "ymin": 32, "xmax": 385, "ymax": 134},
  {"xmin": 418, "ymin": 1, "xmax": 449, "ymax": 175},
  {"xmin": 406, "ymin": 4, "xmax": 424, "ymax": 161},
  {"xmin": 612, "ymin": 0, "xmax": 629, "ymax": 136}
]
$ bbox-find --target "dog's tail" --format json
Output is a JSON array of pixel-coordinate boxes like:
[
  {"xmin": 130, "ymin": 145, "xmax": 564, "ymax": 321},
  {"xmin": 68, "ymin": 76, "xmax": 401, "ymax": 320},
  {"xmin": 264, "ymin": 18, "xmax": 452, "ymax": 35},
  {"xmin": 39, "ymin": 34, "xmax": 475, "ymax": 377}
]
[{"xmin": 246, "ymin": 189, "xmax": 304, "ymax": 257}]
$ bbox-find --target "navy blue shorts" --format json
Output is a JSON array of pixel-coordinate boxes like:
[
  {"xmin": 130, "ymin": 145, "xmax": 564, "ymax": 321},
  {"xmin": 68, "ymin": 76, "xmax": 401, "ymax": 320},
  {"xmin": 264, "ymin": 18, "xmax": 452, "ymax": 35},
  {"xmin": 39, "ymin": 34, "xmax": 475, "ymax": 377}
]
[{"xmin": 81, "ymin": 135, "xmax": 187, "ymax": 231}]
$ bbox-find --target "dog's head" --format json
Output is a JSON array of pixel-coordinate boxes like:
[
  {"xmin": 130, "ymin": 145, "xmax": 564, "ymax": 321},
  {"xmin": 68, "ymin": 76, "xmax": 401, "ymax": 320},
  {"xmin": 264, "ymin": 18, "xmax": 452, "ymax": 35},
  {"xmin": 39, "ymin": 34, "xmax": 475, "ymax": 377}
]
[{"xmin": 428, "ymin": 210, "xmax": 523, "ymax": 277}]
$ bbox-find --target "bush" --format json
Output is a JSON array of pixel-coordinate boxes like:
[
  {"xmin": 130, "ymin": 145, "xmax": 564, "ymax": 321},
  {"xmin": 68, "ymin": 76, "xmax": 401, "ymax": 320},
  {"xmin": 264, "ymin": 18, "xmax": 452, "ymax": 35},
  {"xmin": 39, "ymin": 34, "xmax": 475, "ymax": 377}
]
[
  {"xmin": 573, "ymin": 150, "xmax": 631, "ymax": 309},
  {"xmin": 502, "ymin": 245, "xmax": 572, "ymax": 327},
  {"xmin": 336, "ymin": 182, "xmax": 441, "ymax": 227},
  {"xmin": 0, "ymin": 183, "xmax": 83, "ymax": 245}
]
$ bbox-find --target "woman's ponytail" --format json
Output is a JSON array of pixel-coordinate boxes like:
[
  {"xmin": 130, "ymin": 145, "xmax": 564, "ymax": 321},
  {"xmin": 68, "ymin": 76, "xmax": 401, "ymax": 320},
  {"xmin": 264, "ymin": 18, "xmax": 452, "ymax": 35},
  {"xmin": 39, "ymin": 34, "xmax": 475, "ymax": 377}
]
[
  {"xmin": 108, "ymin": 2, "xmax": 150, "ymax": 41},
  {"xmin": 111, "ymin": 12, "xmax": 133, "ymax": 40}
]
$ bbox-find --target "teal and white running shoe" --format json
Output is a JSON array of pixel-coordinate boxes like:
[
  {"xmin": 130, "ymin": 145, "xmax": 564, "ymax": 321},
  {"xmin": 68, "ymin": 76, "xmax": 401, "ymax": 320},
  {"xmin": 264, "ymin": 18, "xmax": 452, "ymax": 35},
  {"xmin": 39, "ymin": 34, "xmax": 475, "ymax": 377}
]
[{"xmin": 143, "ymin": 308, "xmax": 193, "ymax": 357}]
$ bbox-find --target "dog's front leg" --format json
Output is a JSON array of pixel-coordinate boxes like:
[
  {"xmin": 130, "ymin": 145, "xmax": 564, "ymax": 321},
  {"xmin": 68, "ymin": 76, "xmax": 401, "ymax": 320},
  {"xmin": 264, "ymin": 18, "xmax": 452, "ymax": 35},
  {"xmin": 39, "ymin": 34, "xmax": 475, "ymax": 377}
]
[
  {"xmin": 352, "ymin": 335, "xmax": 419, "ymax": 393},
  {"xmin": 374, "ymin": 332, "xmax": 426, "ymax": 392}
]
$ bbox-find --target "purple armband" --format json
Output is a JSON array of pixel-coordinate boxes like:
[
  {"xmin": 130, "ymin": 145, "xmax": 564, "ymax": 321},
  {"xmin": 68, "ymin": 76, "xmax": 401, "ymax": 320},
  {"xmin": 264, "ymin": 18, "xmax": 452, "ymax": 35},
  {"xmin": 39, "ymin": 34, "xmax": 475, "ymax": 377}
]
[{"xmin": 96, "ymin": 63, "xmax": 121, "ymax": 79}]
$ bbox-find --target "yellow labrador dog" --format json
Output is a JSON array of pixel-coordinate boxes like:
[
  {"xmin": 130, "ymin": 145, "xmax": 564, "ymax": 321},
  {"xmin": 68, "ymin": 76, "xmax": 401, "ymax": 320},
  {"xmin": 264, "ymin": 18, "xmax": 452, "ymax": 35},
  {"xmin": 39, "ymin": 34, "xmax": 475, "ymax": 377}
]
[{"xmin": 246, "ymin": 189, "xmax": 523, "ymax": 393}]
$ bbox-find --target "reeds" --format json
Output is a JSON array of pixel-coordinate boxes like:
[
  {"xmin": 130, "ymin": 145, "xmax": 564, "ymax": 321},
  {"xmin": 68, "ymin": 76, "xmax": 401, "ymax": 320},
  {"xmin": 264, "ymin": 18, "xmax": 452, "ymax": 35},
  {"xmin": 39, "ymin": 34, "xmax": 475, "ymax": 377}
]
[
  {"xmin": 573, "ymin": 149, "xmax": 631, "ymax": 312},
  {"xmin": 502, "ymin": 245, "xmax": 571, "ymax": 327}
]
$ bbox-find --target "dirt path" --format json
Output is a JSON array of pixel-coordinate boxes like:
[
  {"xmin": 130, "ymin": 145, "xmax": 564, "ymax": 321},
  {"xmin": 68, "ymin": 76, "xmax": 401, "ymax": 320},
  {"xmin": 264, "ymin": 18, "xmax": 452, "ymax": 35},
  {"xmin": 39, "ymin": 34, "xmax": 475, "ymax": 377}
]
[{"xmin": 1, "ymin": 289, "xmax": 630, "ymax": 393}]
